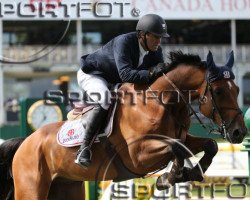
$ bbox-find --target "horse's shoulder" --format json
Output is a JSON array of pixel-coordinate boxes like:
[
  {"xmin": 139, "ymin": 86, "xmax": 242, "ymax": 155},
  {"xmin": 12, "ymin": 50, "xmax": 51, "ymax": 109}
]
[
  {"xmin": 42, "ymin": 121, "xmax": 65, "ymax": 129},
  {"xmin": 35, "ymin": 121, "xmax": 65, "ymax": 137}
]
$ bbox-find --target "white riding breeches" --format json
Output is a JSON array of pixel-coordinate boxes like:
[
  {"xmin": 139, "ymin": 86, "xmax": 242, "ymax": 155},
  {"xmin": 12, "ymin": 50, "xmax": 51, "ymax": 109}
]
[{"xmin": 77, "ymin": 69, "xmax": 111, "ymax": 110}]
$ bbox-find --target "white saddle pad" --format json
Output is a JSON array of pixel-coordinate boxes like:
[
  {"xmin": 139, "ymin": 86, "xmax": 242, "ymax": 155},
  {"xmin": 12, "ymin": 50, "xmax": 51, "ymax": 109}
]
[
  {"xmin": 57, "ymin": 99, "xmax": 118, "ymax": 147},
  {"xmin": 57, "ymin": 119, "xmax": 85, "ymax": 147}
]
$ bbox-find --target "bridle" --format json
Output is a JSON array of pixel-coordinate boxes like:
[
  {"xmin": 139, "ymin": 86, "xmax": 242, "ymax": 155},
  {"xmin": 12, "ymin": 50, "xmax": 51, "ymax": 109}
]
[
  {"xmin": 199, "ymin": 81, "xmax": 242, "ymax": 139},
  {"xmin": 162, "ymin": 73, "xmax": 242, "ymax": 139}
]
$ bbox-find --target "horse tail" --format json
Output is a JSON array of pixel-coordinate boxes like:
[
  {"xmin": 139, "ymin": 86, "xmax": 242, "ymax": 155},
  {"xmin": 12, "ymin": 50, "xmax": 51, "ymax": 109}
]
[{"xmin": 0, "ymin": 137, "xmax": 25, "ymax": 200}]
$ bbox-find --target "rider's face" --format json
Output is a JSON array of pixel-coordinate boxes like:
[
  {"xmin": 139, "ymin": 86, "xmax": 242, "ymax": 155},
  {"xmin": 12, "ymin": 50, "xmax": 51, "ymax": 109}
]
[{"xmin": 145, "ymin": 33, "xmax": 161, "ymax": 51}]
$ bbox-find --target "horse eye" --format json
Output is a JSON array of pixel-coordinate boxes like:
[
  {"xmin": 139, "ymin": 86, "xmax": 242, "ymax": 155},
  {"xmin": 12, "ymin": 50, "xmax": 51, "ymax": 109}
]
[
  {"xmin": 214, "ymin": 89, "xmax": 223, "ymax": 96},
  {"xmin": 236, "ymin": 86, "xmax": 240, "ymax": 94}
]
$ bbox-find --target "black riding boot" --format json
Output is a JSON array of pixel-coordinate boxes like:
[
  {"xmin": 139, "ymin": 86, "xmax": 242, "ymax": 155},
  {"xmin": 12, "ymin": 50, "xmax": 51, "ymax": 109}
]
[{"xmin": 75, "ymin": 105, "xmax": 108, "ymax": 168}]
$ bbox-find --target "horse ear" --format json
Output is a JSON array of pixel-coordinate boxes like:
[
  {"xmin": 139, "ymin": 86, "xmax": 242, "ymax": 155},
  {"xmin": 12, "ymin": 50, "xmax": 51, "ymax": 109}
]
[
  {"xmin": 225, "ymin": 50, "xmax": 234, "ymax": 69},
  {"xmin": 206, "ymin": 51, "xmax": 217, "ymax": 70}
]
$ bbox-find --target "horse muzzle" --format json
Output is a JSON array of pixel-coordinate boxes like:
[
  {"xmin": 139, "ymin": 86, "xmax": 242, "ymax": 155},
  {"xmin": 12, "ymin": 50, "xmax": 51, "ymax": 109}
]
[{"xmin": 226, "ymin": 127, "xmax": 247, "ymax": 144}]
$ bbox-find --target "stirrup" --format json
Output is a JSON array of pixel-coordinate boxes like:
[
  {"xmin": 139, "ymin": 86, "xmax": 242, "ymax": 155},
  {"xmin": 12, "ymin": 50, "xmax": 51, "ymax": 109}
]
[{"xmin": 74, "ymin": 147, "xmax": 92, "ymax": 169}]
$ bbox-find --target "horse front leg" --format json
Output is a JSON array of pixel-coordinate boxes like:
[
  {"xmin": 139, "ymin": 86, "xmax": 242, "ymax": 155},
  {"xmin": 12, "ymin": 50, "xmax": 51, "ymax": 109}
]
[
  {"xmin": 48, "ymin": 179, "xmax": 85, "ymax": 200},
  {"xmin": 182, "ymin": 133, "xmax": 218, "ymax": 182},
  {"xmin": 13, "ymin": 161, "xmax": 52, "ymax": 200},
  {"xmin": 156, "ymin": 140, "xmax": 188, "ymax": 190}
]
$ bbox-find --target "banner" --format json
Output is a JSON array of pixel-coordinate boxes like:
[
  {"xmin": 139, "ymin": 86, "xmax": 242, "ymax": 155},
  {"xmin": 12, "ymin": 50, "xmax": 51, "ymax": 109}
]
[{"xmin": 0, "ymin": 0, "xmax": 250, "ymax": 20}]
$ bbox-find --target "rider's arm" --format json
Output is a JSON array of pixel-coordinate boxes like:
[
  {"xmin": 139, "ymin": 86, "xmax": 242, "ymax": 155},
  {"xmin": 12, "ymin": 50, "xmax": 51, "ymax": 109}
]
[
  {"xmin": 139, "ymin": 46, "xmax": 164, "ymax": 70},
  {"xmin": 114, "ymin": 38, "xmax": 150, "ymax": 84}
]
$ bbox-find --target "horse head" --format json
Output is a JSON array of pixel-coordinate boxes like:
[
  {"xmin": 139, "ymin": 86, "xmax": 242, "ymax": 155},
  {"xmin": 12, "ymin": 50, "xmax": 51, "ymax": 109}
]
[{"xmin": 199, "ymin": 51, "xmax": 247, "ymax": 143}]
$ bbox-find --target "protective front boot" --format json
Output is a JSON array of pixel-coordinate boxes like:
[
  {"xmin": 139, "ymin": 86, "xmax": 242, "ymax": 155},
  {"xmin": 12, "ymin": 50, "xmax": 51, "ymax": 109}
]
[{"xmin": 75, "ymin": 105, "xmax": 108, "ymax": 168}]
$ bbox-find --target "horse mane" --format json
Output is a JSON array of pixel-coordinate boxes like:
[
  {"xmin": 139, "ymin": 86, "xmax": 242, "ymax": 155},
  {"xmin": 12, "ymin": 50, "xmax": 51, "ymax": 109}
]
[{"xmin": 168, "ymin": 50, "xmax": 206, "ymax": 69}]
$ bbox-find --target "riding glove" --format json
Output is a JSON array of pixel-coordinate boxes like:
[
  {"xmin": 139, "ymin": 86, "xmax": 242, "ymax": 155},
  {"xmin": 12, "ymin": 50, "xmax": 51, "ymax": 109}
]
[{"xmin": 149, "ymin": 63, "xmax": 168, "ymax": 81}]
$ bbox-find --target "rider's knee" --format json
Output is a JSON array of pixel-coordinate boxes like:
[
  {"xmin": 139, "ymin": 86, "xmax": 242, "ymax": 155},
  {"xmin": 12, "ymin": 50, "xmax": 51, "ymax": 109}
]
[{"xmin": 204, "ymin": 139, "xmax": 218, "ymax": 156}]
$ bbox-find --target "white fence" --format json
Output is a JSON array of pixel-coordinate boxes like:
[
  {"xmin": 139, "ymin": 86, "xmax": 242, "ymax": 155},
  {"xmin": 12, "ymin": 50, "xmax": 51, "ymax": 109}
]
[{"xmin": 3, "ymin": 44, "xmax": 250, "ymax": 66}]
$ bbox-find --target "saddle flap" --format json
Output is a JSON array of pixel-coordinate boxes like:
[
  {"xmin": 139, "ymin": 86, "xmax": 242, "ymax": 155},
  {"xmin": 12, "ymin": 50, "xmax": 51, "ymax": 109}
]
[{"xmin": 58, "ymin": 101, "xmax": 118, "ymax": 147}]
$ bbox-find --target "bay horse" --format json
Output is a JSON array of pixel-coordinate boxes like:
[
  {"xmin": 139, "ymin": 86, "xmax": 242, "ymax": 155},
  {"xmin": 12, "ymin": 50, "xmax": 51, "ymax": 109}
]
[
  {"xmin": 0, "ymin": 51, "xmax": 247, "ymax": 199},
  {"xmin": 0, "ymin": 138, "xmax": 85, "ymax": 200}
]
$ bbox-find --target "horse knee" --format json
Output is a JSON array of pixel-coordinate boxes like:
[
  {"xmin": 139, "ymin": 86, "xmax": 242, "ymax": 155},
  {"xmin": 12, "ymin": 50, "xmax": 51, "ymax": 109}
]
[
  {"xmin": 204, "ymin": 139, "xmax": 218, "ymax": 156},
  {"xmin": 171, "ymin": 141, "xmax": 189, "ymax": 159}
]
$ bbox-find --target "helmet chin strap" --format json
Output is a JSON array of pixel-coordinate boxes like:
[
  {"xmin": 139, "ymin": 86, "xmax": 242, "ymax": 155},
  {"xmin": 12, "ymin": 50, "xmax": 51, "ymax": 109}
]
[{"xmin": 143, "ymin": 32, "xmax": 150, "ymax": 51}]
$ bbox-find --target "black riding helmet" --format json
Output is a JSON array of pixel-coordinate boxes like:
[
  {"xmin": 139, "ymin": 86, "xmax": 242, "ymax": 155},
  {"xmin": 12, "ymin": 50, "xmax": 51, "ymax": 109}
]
[{"xmin": 136, "ymin": 14, "xmax": 170, "ymax": 38}]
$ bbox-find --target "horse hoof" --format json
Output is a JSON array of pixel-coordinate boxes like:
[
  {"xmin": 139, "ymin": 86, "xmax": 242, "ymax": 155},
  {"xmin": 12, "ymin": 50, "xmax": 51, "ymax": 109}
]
[
  {"xmin": 183, "ymin": 167, "xmax": 204, "ymax": 182},
  {"xmin": 156, "ymin": 173, "xmax": 172, "ymax": 191},
  {"xmin": 195, "ymin": 174, "xmax": 204, "ymax": 182}
]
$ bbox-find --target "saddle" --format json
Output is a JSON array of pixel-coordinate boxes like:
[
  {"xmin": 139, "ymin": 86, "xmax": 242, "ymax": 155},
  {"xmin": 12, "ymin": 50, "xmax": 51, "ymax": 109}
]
[{"xmin": 67, "ymin": 102, "xmax": 94, "ymax": 121}]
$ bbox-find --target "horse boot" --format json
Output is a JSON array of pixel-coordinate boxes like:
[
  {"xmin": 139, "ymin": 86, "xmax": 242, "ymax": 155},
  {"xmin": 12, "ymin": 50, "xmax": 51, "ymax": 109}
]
[{"xmin": 75, "ymin": 105, "xmax": 108, "ymax": 168}]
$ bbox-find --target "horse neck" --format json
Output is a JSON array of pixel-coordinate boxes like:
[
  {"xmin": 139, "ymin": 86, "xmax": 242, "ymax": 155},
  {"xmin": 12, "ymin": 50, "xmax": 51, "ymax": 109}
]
[
  {"xmin": 150, "ymin": 65, "xmax": 206, "ymax": 93},
  {"xmin": 157, "ymin": 66, "xmax": 206, "ymax": 129}
]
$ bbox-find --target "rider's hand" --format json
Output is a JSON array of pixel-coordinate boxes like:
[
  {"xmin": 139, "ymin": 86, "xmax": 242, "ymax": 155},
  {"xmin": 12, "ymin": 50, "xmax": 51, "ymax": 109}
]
[{"xmin": 149, "ymin": 63, "xmax": 168, "ymax": 81}]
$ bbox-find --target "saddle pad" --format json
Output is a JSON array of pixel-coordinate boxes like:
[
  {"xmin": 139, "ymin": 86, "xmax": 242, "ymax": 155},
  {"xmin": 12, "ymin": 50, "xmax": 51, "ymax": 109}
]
[
  {"xmin": 57, "ymin": 119, "xmax": 84, "ymax": 147},
  {"xmin": 57, "ymin": 95, "xmax": 118, "ymax": 147}
]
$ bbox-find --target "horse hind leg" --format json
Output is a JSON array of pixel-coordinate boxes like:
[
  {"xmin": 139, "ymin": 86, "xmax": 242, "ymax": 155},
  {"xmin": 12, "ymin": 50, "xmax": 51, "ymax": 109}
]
[
  {"xmin": 0, "ymin": 138, "xmax": 25, "ymax": 200},
  {"xmin": 156, "ymin": 158, "xmax": 184, "ymax": 190}
]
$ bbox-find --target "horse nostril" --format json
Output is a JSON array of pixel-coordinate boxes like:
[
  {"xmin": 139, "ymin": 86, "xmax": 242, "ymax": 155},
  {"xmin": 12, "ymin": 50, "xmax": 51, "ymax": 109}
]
[{"xmin": 233, "ymin": 129, "xmax": 240, "ymax": 138}]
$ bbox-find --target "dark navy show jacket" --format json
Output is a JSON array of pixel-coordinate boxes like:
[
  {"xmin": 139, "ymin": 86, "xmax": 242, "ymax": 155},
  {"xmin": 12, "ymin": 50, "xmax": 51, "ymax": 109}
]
[{"xmin": 80, "ymin": 32, "xmax": 164, "ymax": 84}]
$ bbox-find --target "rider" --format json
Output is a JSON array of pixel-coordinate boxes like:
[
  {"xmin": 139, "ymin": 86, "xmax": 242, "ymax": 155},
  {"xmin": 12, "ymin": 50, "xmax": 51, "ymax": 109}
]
[{"xmin": 75, "ymin": 14, "xmax": 170, "ymax": 168}]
